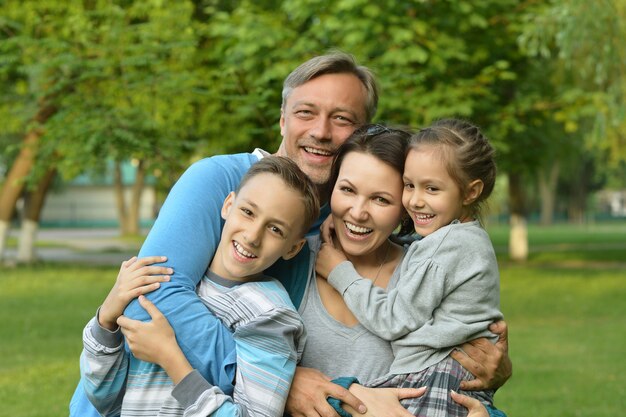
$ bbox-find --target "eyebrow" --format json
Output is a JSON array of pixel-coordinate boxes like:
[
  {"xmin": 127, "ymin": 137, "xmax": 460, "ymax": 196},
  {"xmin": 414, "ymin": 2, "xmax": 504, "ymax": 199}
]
[
  {"xmin": 291, "ymin": 101, "xmax": 360, "ymax": 120},
  {"xmin": 240, "ymin": 198, "xmax": 294, "ymax": 232},
  {"xmin": 338, "ymin": 178, "xmax": 396, "ymax": 199}
]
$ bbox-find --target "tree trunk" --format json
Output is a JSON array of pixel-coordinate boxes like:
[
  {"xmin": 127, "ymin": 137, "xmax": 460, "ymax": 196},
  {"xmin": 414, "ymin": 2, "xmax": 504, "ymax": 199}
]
[
  {"xmin": 538, "ymin": 161, "xmax": 560, "ymax": 226},
  {"xmin": 508, "ymin": 172, "xmax": 529, "ymax": 261},
  {"xmin": 17, "ymin": 168, "xmax": 56, "ymax": 263},
  {"xmin": 0, "ymin": 102, "xmax": 57, "ymax": 261},
  {"xmin": 113, "ymin": 161, "xmax": 129, "ymax": 235},
  {"xmin": 114, "ymin": 160, "xmax": 145, "ymax": 236}
]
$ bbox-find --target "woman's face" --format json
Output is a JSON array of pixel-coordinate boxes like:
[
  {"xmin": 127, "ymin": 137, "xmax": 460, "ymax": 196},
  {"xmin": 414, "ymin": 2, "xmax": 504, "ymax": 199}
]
[{"xmin": 330, "ymin": 151, "xmax": 405, "ymax": 258}]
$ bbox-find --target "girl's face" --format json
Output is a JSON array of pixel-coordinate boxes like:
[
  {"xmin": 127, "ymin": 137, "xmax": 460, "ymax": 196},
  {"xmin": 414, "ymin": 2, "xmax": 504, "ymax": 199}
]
[
  {"xmin": 330, "ymin": 151, "xmax": 404, "ymax": 258},
  {"xmin": 402, "ymin": 146, "xmax": 467, "ymax": 237}
]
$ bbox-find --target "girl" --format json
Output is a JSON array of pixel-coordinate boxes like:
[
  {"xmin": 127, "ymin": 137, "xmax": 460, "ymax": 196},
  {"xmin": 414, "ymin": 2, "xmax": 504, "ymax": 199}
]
[{"xmin": 317, "ymin": 119, "xmax": 503, "ymax": 417}]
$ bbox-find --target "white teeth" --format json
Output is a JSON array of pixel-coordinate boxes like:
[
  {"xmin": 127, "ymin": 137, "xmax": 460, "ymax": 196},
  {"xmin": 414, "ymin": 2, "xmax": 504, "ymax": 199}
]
[
  {"xmin": 304, "ymin": 147, "xmax": 332, "ymax": 156},
  {"xmin": 345, "ymin": 222, "xmax": 372, "ymax": 234},
  {"xmin": 414, "ymin": 213, "xmax": 434, "ymax": 220},
  {"xmin": 233, "ymin": 242, "xmax": 256, "ymax": 258}
]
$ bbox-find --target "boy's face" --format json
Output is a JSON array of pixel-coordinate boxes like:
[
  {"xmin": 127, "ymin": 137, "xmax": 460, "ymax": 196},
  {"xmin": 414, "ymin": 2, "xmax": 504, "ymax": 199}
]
[{"xmin": 210, "ymin": 173, "xmax": 307, "ymax": 281}]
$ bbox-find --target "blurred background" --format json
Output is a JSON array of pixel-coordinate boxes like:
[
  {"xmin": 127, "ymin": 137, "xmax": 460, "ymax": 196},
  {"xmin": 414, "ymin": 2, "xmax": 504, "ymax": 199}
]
[{"xmin": 1, "ymin": 1, "xmax": 624, "ymax": 416}]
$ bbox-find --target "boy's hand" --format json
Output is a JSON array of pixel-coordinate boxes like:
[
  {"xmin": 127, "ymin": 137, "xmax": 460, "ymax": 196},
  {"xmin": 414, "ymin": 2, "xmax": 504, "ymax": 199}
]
[
  {"xmin": 99, "ymin": 256, "xmax": 172, "ymax": 331},
  {"xmin": 118, "ymin": 296, "xmax": 193, "ymax": 383}
]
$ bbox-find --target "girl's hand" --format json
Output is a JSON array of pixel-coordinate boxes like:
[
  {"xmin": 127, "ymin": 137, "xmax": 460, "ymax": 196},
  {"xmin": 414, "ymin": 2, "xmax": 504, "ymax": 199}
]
[
  {"xmin": 344, "ymin": 384, "xmax": 426, "ymax": 417},
  {"xmin": 99, "ymin": 256, "xmax": 172, "ymax": 331},
  {"xmin": 320, "ymin": 214, "xmax": 335, "ymax": 245},
  {"xmin": 450, "ymin": 391, "xmax": 489, "ymax": 417},
  {"xmin": 117, "ymin": 296, "xmax": 193, "ymax": 384},
  {"xmin": 316, "ymin": 243, "xmax": 348, "ymax": 280}
]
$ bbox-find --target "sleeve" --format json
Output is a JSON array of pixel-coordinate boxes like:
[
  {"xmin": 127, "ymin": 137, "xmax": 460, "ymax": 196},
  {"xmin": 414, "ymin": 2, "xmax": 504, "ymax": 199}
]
[
  {"xmin": 122, "ymin": 156, "xmax": 254, "ymax": 391},
  {"xmin": 327, "ymin": 259, "xmax": 446, "ymax": 340},
  {"xmin": 171, "ymin": 308, "xmax": 304, "ymax": 417},
  {"xmin": 79, "ymin": 316, "xmax": 127, "ymax": 417}
]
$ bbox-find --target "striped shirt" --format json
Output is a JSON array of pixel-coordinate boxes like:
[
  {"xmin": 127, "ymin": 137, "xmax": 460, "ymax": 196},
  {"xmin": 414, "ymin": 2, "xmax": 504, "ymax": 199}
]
[{"xmin": 81, "ymin": 271, "xmax": 305, "ymax": 417}]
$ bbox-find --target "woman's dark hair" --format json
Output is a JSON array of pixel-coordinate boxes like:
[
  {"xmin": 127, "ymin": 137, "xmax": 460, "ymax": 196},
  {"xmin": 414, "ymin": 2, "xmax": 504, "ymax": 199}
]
[{"xmin": 328, "ymin": 124, "xmax": 414, "ymax": 235}]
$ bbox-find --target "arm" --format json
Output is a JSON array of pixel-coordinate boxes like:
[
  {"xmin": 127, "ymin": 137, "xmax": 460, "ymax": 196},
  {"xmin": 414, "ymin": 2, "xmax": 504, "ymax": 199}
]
[
  {"xmin": 80, "ymin": 316, "xmax": 127, "ymax": 417},
  {"xmin": 119, "ymin": 295, "xmax": 305, "ymax": 417},
  {"xmin": 79, "ymin": 257, "xmax": 173, "ymax": 416},
  {"xmin": 123, "ymin": 155, "xmax": 256, "ymax": 389},
  {"xmin": 325, "ymin": 259, "xmax": 445, "ymax": 340}
]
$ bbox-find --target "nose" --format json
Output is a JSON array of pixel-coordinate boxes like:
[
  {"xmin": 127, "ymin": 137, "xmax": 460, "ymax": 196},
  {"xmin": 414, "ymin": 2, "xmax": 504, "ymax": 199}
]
[
  {"xmin": 408, "ymin": 189, "xmax": 424, "ymax": 209},
  {"xmin": 243, "ymin": 223, "xmax": 263, "ymax": 247},
  {"xmin": 350, "ymin": 198, "xmax": 369, "ymax": 222},
  {"xmin": 308, "ymin": 116, "xmax": 332, "ymax": 141}
]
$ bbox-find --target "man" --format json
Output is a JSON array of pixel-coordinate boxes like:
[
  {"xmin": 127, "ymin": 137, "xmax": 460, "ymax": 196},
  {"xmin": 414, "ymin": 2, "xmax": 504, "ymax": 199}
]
[{"xmin": 70, "ymin": 52, "xmax": 511, "ymax": 417}]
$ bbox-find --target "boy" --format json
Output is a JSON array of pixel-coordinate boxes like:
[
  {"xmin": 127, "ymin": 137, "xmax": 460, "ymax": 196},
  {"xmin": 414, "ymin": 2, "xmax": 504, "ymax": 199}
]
[{"xmin": 80, "ymin": 156, "xmax": 319, "ymax": 417}]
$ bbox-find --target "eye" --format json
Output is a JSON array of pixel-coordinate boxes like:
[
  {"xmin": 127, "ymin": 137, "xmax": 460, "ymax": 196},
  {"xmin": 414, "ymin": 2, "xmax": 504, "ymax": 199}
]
[
  {"xmin": 240, "ymin": 207, "xmax": 253, "ymax": 216},
  {"xmin": 404, "ymin": 182, "xmax": 414, "ymax": 190},
  {"xmin": 374, "ymin": 196, "xmax": 390, "ymax": 205},
  {"xmin": 426, "ymin": 186, "xmax": 439, "ymax": 193},
  {"xmin": 269, "ymin": 225, "xmax": 285, "ymax": 237},
  {"xmin": 333, "ymin": 115, "xmax": 355, "ymax": 126},
  {"xmin": 339, "ymin": 186, "xmax": 354, "ymax": 193},
  {"xmin": 295, "ymin": 109, "xmax": 314, "ymax": 119}
]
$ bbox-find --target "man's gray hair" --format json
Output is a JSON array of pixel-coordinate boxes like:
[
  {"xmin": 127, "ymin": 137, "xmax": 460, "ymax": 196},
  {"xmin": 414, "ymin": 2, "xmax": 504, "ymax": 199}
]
[{"xmin": 281, "ymin": 52, "xmax": 379, "ymax": 122}]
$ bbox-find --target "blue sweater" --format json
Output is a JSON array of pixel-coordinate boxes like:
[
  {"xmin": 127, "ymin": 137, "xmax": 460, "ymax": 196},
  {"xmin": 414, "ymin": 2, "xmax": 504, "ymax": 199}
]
[{"xmin": 71, "ymin": 152, "xmax": 314, "ymax": 417}]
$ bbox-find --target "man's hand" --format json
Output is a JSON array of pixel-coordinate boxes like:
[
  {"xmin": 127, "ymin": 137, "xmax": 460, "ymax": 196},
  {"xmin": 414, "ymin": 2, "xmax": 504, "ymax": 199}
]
[
  {"xmin": 450, "ymin": 320, "xmax": 512, "ymax": 390},
  {"xmin": 286, "ymin": 367, "xmax": 366, "ymax": 417}
]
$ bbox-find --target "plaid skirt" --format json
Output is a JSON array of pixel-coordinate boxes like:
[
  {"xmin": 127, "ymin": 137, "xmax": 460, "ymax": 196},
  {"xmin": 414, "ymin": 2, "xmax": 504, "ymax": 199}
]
[{"xmin": 365, "ymin": 356, "xmax": 494, "ymax": 417}]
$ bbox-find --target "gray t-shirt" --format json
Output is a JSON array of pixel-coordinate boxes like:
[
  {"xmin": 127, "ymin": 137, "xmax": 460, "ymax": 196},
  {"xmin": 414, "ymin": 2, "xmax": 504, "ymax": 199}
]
[{"xmin": 298, "ymin": 236, "xmax": 402, "ymax": 383}]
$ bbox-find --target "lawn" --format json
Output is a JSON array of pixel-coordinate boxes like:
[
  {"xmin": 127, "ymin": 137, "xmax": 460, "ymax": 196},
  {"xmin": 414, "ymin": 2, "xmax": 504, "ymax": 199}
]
[{"xmin": 1, "ymin": 223, "xmax": 625, "ymax": 417}]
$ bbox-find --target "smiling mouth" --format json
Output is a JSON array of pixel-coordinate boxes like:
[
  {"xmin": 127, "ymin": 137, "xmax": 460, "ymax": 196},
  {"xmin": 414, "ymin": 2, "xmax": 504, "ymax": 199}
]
[
  {"xmin": 344, "ymin": 221, "xmax": 373, "ymax": 236},
  {"xmin": 233, "ymin": 241, "xmax": 257, "ymax": 259},
  {"xmin": 303, "ymin": 146, "xmax": 333, "ymax": 157},
  {"xmin": 413, "ymin": 213, "xmax": 435, "ymax": 224}
]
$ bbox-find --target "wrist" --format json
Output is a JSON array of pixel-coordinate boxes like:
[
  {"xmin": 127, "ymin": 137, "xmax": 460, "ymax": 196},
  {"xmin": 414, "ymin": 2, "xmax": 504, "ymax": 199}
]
[
  {"xmin": 161, "ymin": 345, "xmax": 193, "ymax": 384},
  {"xmin": 97, "ymin": 306, "xmax": 119, "ymax": 331}
]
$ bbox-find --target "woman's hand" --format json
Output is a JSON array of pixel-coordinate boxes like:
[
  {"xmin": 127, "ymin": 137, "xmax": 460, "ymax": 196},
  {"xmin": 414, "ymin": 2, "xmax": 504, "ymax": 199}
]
[
  {"xmin": 286, "ymin": 367, "xmax": 366, "ymax": 417},
  {"xmin": 117, "ymin": 296, "xmax": 193, "ymax": 384},
  {"xmin": 450, "ymin": 391, "xmax": 489, "ymax": 417},
  {"xmin": 343, "ymin": 384, "xmax": 426, "ymax": 417},
  {"xmin": 450, "ymin": 320, "xmax": 512, "ymax": 390},
  {"xmin": 99, "ymin": 256, "xmax": 172, "ymax": 330}
]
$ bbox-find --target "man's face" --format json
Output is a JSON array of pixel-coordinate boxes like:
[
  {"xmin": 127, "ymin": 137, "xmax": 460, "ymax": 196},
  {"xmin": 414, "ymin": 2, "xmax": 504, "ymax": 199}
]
[{"xmin": 278, "ymin": 73, "xmax": 368, "ymax": 186}]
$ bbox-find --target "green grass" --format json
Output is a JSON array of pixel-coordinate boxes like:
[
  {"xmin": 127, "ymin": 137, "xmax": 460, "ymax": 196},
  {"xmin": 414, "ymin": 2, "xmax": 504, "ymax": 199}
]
[{"xmin": 1, "ymin": 223, "xmax": 625, "ymax": 416}]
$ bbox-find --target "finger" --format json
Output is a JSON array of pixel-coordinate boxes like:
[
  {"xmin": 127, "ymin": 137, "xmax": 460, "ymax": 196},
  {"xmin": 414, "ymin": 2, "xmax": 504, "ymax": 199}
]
[
  {"xmin": 328, "ymin": 386, "xmax": 366, "ymax": 415},
  {"xmin": 489, "ymin": 320, "xmax": 509, "ymax": 349},
  {"xmin": 116, "ymin": 315, "xmax": 137, "ymax": 329},
  {"xmin": 450, "ymin": 390, "xmax": 478, "ymax": 408},
  {"xmin": 138, "ymin": 295, "xmax": 163, "ymax": 319},
  {"xmin": 137, "ymin": 265, "xmax": 174, "ymax": 278},
  {"xmin": 458, "ymin": 378, "xmax": 487, "ymax": 391},
  {"xmin": 123, "ymin": 256, "xmax": 138, "ymax": 267},
  {"xmin": 132, "ymin": 256, "xmax": 168, "ymax": 270},
  {"xmin": 395, "ymin": 386, "xmax": 427, "ymax": 400}
]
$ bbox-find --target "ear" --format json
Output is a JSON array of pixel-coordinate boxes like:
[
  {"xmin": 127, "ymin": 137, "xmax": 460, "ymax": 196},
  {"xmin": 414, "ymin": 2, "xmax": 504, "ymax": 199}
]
[
  {"xmin": 279, "ymin": 109, "xmax": 286, "ymax": 137},
  {"xmin": 463, "ymin": 179, "xmax": 484, "ymax": 206},
  {"xmin": 282, "ymin": 238, "xmax": 306, "ymax": 260},
  {"xmin": 221, "ymin": 192, "xmax": 236, "ymax": 220}
]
